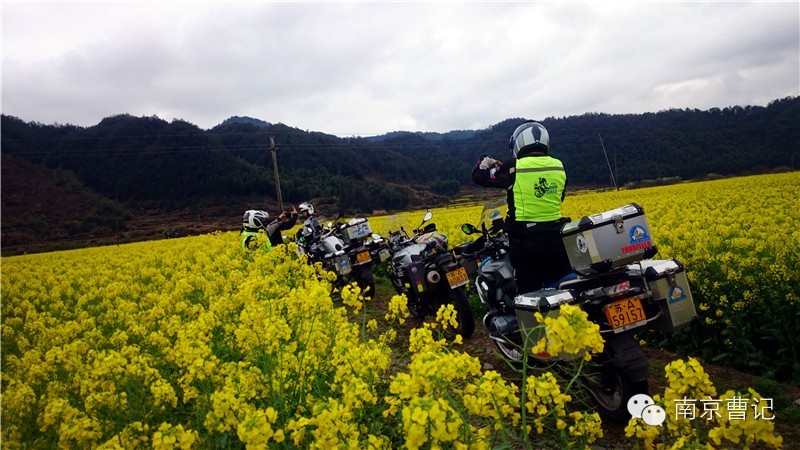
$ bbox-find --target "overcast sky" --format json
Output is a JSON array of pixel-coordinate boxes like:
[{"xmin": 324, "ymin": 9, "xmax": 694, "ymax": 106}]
[{"xmin": 2, "ymin": 2, "xmax": 798, "ymax": 136}]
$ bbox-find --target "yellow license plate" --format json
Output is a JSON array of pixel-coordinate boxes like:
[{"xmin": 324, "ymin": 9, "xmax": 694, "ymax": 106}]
[
  {"xmin": 604, "ymin": 296, "xmax": 647, "ymax": 332},
  {"xmin": 356, "ymin": 251, "xmax": 371, "ymax": 264},
  {"xmin": 446, "ymin": 267, "xmax": 469, "ymax": 288}
]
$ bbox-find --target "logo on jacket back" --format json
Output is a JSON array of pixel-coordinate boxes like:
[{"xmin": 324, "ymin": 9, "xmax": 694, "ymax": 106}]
[{"xmin": 534, "ymin": 178, "xmax": 558, "ymax": 198}]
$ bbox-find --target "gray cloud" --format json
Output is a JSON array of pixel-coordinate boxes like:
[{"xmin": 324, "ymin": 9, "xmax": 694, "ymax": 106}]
[{"xmin": 2, "ymin": 2, "xmax": 797, "ymax": 135}]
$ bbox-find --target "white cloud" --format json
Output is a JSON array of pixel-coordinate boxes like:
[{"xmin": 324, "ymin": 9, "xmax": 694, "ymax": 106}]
[{"xmin": 2, "ymin": 2, "xmax": 797, "ymax": 135}]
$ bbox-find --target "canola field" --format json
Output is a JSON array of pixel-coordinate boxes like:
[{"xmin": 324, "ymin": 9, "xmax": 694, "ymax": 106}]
[{"xmin": 1, "ymin": 172, "xmax": 796, "ymax": 449}]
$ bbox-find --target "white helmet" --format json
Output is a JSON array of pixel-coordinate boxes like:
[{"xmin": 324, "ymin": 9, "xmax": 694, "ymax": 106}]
[
  {"xmin": 243, "ymin": 210, "xmax": 269, "ymax": 230},
  {"xmin": 298, "ymin": 202, "xmax": 314, "ymax": 216},
  {"xmin": 509, "ymin": 121, "xmax": 550, "ymax": 158}
]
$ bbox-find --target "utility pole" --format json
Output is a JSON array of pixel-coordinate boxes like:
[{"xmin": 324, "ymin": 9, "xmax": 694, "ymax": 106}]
[
  {"xmin": 599, "ymin": 134, "xmax": 618, "ymax": 191},
  {"xmin": 269, "ymin": 134, "xmax": 284, "ymax": 211},
  {"xmin": 613, "ymin": 145, "xmax": 619, "ymax": 192}
]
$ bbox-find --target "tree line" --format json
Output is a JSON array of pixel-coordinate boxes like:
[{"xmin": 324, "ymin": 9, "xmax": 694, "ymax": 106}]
[{"xmin": 2, "ymin": 96, "xmax": 798, "ymax": 214}]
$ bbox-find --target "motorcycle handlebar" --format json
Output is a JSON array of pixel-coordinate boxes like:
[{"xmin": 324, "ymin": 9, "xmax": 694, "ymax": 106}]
[{"xmin": 460, "ymin": 233, "xmax": 507, "ymax": 260}]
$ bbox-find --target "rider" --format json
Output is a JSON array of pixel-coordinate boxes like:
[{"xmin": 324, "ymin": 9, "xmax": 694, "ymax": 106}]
[
  {"xmin": 241, "ymin": 208, "xmax": 296, "ymax": 252},
  {"xmin": 472, "ymin": 120, "xmax": 572, "ymax": 294},
  {"xmin": 295, "ymin": 202, "xmax": 321, "ymax": 250},
  {"xmin": 267, "ymin": 204, "xmax": 299, "ymax": 247},
  {"xmin": 241, "ymin": 210, "xmax": 272, "ymax": 252}
]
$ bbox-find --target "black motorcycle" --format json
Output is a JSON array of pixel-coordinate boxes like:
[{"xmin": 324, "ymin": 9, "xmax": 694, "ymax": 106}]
[
  {"xmin": 386, "ymin": 211, "xmax": 476, "ymax": 338},
  {"xmin": 457, "ymin": 200, "xmax": 698, "ymax": 421}
]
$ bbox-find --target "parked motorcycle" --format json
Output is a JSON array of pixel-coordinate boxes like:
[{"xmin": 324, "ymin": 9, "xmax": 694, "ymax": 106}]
[
  {"xmin": 297, "ymin": 216, "xmax": 389, "ymax": 296},
  {"xmin": 386, "ymin": 211, "xmax": 476, "ymax": 338},
  {"xmin": 457, "ymin": 199, "xmax": 698, "ymax": 421},
  {"xmin": 334, "ymin": 217, "xmax": 391, "ymax": 296}
]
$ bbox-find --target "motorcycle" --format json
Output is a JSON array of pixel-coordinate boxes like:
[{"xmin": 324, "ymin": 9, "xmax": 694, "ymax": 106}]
[
  {"xmin": 297, "ymin": 216, "xmax": 389, "ymax": 296},
  {"xmin": 385, "ymin": 211, "xmax": 476, "ymax": 338},
  {"xmin": 457, "ymin": 199, "xmax": 698, "ymax": 421},
  {"xmin": 333, "ymin": 217, "xmax": 391, "ymax": 296}
]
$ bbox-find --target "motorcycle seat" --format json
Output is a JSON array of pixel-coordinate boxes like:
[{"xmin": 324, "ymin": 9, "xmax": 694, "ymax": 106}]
[{"xmin": 543, "ymin": 272, "xmax": 578, "ymax": 289}]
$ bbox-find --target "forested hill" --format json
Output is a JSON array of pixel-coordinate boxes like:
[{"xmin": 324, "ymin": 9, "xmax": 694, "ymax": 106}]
[{"xmin": 2, "ymin": 97, "xmax": 798, "ymax": 231}]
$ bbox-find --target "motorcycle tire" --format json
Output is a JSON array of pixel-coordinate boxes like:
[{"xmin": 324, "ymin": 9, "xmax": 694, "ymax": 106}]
[
  {"xmin": 584, "ymin": 333, "xmax": 649, "ymax": 422},
  {"xmin": 450, "ymin": 287, "xmax": 475, "ymax": 338},
  {"xmin": 354, "ymin": 266, "xmax": 375, "ymax": 298}
]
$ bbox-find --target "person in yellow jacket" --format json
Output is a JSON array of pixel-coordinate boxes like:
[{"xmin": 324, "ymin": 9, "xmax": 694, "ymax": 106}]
[
  {"xmin": 241, "ymin": 206, "xmax": 299, "ymax": 252},
  {"xmin": 472, "ymin": 120, "xmax": 572, "ymax": 294},
  {"xmin": 241, "ymin": 210, "xmax": 272, "ymax": 252}
]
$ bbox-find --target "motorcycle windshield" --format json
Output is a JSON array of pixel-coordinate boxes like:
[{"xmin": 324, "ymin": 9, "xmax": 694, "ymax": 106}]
[
  {"xmin": 385, "ymin": 214, "xmax": 411, "ymax": 240},
  {"xmin": 479, "ymin": 197, "xmax": 508, "ymax": 232}
]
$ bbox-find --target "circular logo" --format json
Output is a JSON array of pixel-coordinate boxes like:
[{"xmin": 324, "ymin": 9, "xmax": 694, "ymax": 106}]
[{"xmin": 576, "ymin": 235, "xmax": 588, "ymax": 253}]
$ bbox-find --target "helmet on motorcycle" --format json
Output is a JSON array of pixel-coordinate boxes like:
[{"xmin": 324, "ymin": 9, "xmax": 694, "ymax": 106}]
[
  {"xmin": 509, "ymin": 121, "xmax": 550, "ymax": 158},
  {"xmin": 298, "ymin": 202, "xmax": 315, "ymax": 216},
  {"xmin": 243, "ymin": 210, "xmax": 269, "ymax": 231}
]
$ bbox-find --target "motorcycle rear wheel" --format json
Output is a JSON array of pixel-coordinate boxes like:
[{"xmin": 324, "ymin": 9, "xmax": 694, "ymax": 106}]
[
  {"xmin": 450, "ymin": 288, "xmax": 475, "ymax": 338},
  {"xmin": 353, "ymin": 266, "xmax": 375, "ymax": 298},
  {"xmin": 584, "ymin": 334, "xmax": 649, "ymax": 422}
]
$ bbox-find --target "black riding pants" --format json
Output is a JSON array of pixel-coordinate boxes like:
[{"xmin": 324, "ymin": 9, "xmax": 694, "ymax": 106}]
[{"xmin": 507, "ymin": 224, "xmax": 573, "ymax": 295}]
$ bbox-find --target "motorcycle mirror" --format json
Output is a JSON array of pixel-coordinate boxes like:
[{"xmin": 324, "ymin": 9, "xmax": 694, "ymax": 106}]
[
  {"xmin": 461, "ymin": 223, "xmax": 479, "ymax": 235},
  {"xmin": 416, "ymin": 211, "xmax": 433, "ymax": 232}
]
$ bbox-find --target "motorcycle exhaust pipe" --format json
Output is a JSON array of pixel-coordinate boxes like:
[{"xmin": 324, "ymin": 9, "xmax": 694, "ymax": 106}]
[{"xmin": 426, "ymin": 270, "xmax": 440, "ymax": 284}]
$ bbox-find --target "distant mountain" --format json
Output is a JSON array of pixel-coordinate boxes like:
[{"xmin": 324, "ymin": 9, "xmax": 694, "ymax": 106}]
[
  {"xmin": 218, "ymin": 116, "xmax": 271, "ymax": 128},
  {"xmin": 367, "ymin": 129, "xmax": 478, "ymax": 142},
  {"xmin": 2, "ymin": 97, "xmax": 798, "ymax": 254}
]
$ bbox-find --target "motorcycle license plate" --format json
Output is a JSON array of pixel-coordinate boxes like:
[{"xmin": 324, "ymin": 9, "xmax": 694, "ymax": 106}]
[
  {"xmin": 445, "ymin": 267, "xmax": 469, "ymax": 288},
  {"xmin": 604, "ymin": 296, "xmax": 647, "ymax": 332},
  {"xmin": 356, "ymin": 251, "xmax": 371, "ymax": 264}
]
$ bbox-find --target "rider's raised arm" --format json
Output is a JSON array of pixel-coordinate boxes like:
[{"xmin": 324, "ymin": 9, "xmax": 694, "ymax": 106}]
[{"xmin": 472, "ymin": 156, "xmax": 515, "ymax": 189}]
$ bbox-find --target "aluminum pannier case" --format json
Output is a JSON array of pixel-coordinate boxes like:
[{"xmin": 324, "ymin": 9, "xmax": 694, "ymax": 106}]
[
  {"xmin": 513, "ymin": 289, "xmax": 580, "ymax": 360},
  {"xmin": 560, "ymin": 203, "xmax": 657, "ymax": 275},
  {"xmin": 342, "ymin": 218, "xmax": 372, "ymax": 244},
  {"xmin": 627, "ymin": 259, "xmax": 697, "ymax": 332}
]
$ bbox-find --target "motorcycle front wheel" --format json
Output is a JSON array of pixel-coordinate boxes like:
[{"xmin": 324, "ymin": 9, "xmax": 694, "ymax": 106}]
[{"xmin": 449, "ymin": 287, "xmax": 475, "ymax": 338}]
